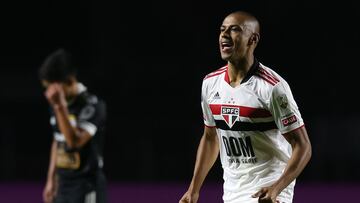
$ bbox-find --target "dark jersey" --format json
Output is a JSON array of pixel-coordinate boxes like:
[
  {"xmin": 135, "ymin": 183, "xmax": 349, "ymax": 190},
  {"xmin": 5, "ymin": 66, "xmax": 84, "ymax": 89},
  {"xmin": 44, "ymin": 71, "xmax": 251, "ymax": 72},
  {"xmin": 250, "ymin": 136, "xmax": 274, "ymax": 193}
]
[{"xmin": 49, "ymin": 86, "xmax": 106, "ymax": 180}]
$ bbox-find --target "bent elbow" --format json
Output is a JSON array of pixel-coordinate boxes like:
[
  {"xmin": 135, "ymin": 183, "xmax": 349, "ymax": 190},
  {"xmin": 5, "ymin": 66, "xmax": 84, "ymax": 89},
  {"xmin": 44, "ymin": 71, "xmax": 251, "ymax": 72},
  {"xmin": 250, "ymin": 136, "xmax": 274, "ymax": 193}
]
[{"xmin": 65, "ymin": 141, "xmax": 78, "ymax": 151}]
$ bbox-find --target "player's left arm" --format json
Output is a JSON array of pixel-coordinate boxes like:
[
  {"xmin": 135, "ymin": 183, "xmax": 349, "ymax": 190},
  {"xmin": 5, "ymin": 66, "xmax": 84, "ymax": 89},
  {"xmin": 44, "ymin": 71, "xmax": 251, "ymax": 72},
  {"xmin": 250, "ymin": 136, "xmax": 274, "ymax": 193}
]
[
  {"xmin": 253, "ymin": 81, "xmax": 312, "ymax": 202},
  {"xmin": 52, "ymin": 104, "xmax": 93, "ymax": 149},
  {"xmin": 279, "ymin": 126, "xmax": 312, "ymax": 192},
  {"xmin": 253, "ymin": 126, "xmax": 312, "ymax": 202}
]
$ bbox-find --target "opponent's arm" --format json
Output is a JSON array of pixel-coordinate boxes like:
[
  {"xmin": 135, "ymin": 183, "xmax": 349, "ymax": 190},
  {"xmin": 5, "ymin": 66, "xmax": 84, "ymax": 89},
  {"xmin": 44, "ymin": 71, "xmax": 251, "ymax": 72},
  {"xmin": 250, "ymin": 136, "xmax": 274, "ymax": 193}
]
[
  {"xmin": 253, "ymin": 126, "xmax": 312, "ymax": 202},
  {"xmin": 43, "ymin": 140, "xmax": 58, "ymax": 203},
  {"xmin": 53, "ymin": 104, "xmax": 92, "ymax": 148},
  {"xmin": 47, "ymin": 140, "xmax": 57, "ymax": 183},
  {"xmin": 46, "ymin": 84, "xmax": 92, "ymax": 149},
  {"xmin": 179, "ymin": 126, "xmax": 219, "ymax": 203}
]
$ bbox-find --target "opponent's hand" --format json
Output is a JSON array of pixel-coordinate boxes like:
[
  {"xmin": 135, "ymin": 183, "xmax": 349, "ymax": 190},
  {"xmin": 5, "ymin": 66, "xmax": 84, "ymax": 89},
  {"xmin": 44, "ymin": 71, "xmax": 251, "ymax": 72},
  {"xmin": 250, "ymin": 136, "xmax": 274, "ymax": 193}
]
[
  {"xmin": 252, "ymin": 186, "xmax": 280, "ymax": 203},
  {"xmin": 43, "ymin": 180, "xmax": 56, "ymax": 203},
  {"xmin": 45, "ymin": 83, "xmax": 67, "ymax": 108},
  {"xmin": 179, "ymin": 191, "xmax": 199, "ymax": 203}
]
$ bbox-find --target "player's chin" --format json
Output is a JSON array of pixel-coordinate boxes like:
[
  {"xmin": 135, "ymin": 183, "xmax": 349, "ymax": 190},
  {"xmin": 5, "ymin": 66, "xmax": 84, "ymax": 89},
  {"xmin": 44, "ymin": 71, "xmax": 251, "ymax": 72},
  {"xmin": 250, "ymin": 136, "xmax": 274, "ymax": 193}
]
[{"xmin": 220, "ymin": 53, "xmax": 231, "ymax": 61}]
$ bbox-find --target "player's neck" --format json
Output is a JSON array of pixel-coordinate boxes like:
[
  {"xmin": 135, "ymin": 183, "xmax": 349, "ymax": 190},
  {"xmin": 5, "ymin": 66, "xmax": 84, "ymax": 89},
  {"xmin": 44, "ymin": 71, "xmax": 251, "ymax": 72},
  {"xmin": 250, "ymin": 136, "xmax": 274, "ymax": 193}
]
[
  {"xmin": 66, "ymin": 82, "xmax": 80, "ymax": 104},
  {"xmin": 227, "ymin": 57, "xmax": 254, "ymax": 87}
]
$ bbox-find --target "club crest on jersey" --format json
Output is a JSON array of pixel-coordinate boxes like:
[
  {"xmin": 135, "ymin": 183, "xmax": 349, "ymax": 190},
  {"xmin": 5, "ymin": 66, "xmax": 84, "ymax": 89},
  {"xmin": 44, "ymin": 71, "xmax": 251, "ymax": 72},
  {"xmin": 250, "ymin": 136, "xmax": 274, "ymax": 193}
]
[{"xmin": 221, "ymin": 106, "xmax": 240, "ymax": 128}]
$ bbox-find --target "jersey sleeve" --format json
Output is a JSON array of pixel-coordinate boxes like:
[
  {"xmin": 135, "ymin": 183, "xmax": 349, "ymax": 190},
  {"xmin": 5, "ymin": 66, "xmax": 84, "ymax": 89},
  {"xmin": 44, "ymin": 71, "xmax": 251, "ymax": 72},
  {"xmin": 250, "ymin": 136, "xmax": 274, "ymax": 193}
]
[
  {"xmin": 78, "ymin": 99, "xmax": 106, "ymax": 137},
  {"xmin": 269, "ymin": 81, "xmax": 304, "ymax": 134},
  {"xmin": 201, "ymin": 80, "xmax": 216, "ymax": 127}
]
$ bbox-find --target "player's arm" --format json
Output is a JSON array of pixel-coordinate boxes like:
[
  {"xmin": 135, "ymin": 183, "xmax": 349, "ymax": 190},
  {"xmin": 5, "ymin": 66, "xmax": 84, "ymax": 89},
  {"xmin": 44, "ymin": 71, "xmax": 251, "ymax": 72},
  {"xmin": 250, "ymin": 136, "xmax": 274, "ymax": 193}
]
[
  {"xmin": 47, "ymin": 139, "xmax": 58, "ymax": 183},
  {"xmin": 45, "ymin": 83, "xmax": 92, "ymax": 149},
  {"xmin": 253, "ymin": 81, "xmax": 312, "ymax": 202},
  {"xmin": 43, "ymin": 139, "xmax": 58, "ymax": 203},
  {"xmin": 53, "ymin": 104, "xmax": 92, "ymax": 148},
  {"xmin": 276, "ymin": 126, "xmax": 311, "ymax": 192},
  {"xmin": 179, "ymin": 126, "xmax": 219, "ymax": 203},
  {"xmin": 253, "ymin": 126, "xmax": 312, "ymax": 202}
]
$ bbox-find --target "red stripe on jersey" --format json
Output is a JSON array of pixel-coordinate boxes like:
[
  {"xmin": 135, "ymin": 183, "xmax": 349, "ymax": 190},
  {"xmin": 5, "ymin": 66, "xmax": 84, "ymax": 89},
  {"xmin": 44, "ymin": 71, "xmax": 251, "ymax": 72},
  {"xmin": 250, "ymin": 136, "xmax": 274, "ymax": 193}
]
[
  {"xmin": 258, "ymin": 67, "xmax": 280, "ymax": 83},
  {"xmin": 224, "ymin": 67, "xmax": 230, "ymax": 84},
  {"xmin": 204, "ymin": 70, "xmax": 226, "ymax": 80},
  {"xmin": 209, "ymin": 66, "xmax": 227, "ymax": 75},
  {"xmin": 255, "ymin": 72, "xmax": 277, "ymax": 86},
  {"xmin": 260, "ymin": 67, "xmax": 280, "ymax": 82},
  {"xmin": 209, "ymin": 104, "xmax": 272, "ymax": 118},
  {"xmin": 204, "ymin": 66, "xmax": 227, "ymax": 80},
  {"xmin": 217, "ymin": 66, "xmax": 227, "ymax": 71}
]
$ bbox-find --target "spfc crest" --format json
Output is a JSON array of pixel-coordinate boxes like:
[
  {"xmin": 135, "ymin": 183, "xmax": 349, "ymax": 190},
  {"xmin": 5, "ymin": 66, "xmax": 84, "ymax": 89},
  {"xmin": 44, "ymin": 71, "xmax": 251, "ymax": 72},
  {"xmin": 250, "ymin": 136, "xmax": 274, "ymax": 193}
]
[{"xmin": 221, "ymin": 106, "xmax": 240, "ymax": 128}]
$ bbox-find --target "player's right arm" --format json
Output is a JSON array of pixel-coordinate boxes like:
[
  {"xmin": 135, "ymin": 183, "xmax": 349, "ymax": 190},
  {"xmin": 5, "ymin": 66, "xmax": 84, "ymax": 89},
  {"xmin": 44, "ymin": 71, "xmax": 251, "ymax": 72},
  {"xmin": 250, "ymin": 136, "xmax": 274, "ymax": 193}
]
[
  {"xmin": 43, "ymin": 139, "xmax": 58, "ymax": 203},
  {"xmin": 179, "ymin": 126, "xmax": 219, "ymax": 203}
]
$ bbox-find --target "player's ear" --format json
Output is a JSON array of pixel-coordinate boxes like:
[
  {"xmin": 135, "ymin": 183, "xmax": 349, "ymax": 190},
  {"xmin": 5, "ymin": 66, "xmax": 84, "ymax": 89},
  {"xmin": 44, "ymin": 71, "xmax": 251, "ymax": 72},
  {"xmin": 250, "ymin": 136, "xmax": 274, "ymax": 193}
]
[
  {"xmin": 248, "ymin": 33, "xmax": 260, "ymax": 46},
  {"xmin": 41, "ymin": 80, "xmax": 50, "ymax": 89},
  {"xmin": 65, "ymin": 75, "xmax": 77, "ymax": 86}
]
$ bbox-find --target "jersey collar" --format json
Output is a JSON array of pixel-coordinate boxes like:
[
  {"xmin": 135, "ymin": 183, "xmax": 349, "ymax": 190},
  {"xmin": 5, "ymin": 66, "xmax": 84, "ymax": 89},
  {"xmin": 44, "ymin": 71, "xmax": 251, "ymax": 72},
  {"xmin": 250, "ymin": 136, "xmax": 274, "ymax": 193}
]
[
  {"xmin": 67, "ymin": 83, "xmax": 88, "ymax": 106},
  {"xmin": 224, "ymin": 58, "xmax": 260, "ymax": 84},
  {"xmin": 77, "ymin": 82, "xmax": 87, "ymax": 94}
]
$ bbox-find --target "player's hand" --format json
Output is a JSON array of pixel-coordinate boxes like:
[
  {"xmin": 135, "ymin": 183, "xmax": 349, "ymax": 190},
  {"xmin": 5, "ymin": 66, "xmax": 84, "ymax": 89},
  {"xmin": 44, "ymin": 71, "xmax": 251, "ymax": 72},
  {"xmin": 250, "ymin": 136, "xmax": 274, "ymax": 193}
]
[
  {"xmin": 45, "ymin": 83, "xmax": 67, "ymax": 108},
  {"xmin": 179, "ymin": 190, "xmax": 199, "ymax": 203},
  {"xmin": 252, "ymin": 186, "xmax": 280, "ymax": 203},
  {"xmin": 43, "ymin": 180, "xmax": 56, "ymax": 203}
]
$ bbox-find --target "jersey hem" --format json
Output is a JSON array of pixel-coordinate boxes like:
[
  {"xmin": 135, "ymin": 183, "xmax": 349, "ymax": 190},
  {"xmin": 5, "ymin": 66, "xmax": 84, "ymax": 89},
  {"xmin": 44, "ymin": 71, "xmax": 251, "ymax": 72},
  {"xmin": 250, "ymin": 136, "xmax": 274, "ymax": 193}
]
[{"xmin": 204, "ymin": 124, "xmax": 216, "ymax": 128}]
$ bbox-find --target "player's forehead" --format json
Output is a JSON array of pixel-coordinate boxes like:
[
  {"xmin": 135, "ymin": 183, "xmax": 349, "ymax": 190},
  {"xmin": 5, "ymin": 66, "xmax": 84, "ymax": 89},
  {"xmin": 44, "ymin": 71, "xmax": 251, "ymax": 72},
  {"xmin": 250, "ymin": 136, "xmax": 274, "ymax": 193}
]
[{"xmin": 221, "ymin": 13, "xmax": 247, "ymax": 27}]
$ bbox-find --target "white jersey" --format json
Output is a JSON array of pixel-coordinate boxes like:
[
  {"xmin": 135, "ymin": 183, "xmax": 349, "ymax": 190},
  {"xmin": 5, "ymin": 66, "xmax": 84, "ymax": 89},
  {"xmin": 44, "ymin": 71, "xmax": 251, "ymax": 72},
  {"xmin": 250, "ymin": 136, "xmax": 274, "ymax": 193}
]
[{"xmin": 201, "ymin": 60, "xmax": 304, "ymax": 203}]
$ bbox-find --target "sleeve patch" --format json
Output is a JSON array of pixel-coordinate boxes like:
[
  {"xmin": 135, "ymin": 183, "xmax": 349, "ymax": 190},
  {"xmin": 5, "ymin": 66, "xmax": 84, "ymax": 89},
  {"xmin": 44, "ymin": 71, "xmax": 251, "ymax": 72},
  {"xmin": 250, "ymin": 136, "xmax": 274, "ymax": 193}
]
[
  {"xmin": 281, "ymin": 114, "xmax": 297, "ymax": 127},
  {"xmin": 277, "ymin": 94, "xmax": 289, "ymax": 109}
]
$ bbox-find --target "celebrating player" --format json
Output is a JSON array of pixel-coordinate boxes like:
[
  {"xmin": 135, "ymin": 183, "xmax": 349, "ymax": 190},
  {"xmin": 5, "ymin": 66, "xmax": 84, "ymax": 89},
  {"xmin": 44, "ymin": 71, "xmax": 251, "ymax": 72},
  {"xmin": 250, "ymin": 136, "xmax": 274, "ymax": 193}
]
[{"xmin": 179, "ymin": 11, "xmax": 312, "ymax": 203}]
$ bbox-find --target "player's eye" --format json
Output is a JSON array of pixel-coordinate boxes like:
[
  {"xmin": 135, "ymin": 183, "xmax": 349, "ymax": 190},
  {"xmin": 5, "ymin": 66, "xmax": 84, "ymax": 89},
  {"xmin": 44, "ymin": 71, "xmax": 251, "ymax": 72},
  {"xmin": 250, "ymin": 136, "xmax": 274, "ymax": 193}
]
[{"xmin": 231, "ymin": 26, "xmax": 241, "ymax": 32}]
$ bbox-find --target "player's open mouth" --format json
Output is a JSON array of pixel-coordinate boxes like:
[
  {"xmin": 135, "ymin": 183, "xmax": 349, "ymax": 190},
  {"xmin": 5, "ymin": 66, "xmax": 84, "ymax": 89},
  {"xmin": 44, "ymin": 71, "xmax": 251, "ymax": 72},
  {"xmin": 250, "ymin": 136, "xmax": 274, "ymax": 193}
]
[{"xmin": 221, "ymin": 42, "xmax": 233, "ymax": 52}]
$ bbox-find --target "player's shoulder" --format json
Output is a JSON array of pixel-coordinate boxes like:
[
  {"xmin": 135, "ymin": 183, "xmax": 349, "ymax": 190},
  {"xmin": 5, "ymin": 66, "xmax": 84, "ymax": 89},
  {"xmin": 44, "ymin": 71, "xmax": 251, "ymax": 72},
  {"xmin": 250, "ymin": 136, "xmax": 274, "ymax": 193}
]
[
  {"xmin": 254, "ymin": 63, "xmax": 287, "ymax": 87},
  {"xmin": 203, "ymin": 65, "xmax": 227, "ymax": 81},
  {"xmin": 81, "ymin": 91, "xmax": 106, "ymax": 108},
  {"xmin": 82, "ymin": 92, "xmax": 99, "ymax": 104},
  {"xmin": 253, "ymin": 63, "xmax": 295, "ymax": 99},
  {"xmin": 78, "ymin": 92, "xmax": 106, "ymax": 118}
]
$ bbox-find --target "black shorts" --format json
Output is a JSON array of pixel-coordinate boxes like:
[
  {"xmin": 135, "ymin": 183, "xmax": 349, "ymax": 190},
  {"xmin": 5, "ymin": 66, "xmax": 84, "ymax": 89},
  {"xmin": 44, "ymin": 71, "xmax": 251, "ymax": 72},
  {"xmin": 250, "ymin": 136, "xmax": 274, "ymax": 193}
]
[{"xmin": 54, "ymin": 171, "xmax": 107, "ymax": 203}]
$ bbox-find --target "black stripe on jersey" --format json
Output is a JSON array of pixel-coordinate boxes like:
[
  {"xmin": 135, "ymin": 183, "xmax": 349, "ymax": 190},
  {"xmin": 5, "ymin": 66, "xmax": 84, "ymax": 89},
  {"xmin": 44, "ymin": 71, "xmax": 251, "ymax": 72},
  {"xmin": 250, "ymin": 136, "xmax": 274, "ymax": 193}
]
[{"xmin": 214, "ymin": 120, "xmax": 277, "ymax": 131}]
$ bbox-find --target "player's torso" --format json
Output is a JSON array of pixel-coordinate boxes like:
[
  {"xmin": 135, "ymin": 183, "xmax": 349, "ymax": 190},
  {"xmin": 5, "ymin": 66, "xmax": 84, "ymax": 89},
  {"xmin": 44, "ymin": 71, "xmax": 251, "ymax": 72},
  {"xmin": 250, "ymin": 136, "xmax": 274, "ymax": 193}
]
[
  {"xmin": 205, "ymin": 71, "xmax": 280, "ymax": 169},
  {"xmin": 50, "ymin": 93, "xmax": 101, "ymax": 178},
  {"xmin": 203, "ymin": 64, "xmax": 295, "ymax": 202}
]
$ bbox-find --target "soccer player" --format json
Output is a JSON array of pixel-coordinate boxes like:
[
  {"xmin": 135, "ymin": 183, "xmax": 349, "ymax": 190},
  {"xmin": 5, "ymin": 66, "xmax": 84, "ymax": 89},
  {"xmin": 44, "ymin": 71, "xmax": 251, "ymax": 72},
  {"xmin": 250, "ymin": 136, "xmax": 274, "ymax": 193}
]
[
  {"xmin": 179, "ymin": 11, "xmax": 312, "ymax": 203},
  {"xmin": 40, "ymin": 49, "xmax": 107, "ymax": 203}
]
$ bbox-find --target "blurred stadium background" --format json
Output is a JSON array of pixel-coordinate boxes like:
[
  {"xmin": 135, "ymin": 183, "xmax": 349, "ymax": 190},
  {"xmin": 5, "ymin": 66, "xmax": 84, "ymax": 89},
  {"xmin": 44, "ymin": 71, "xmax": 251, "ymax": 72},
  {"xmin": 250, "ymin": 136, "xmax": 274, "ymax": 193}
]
[{"xmin": 1, "ymin": 0, "xmax": 359, "ymax": 202}]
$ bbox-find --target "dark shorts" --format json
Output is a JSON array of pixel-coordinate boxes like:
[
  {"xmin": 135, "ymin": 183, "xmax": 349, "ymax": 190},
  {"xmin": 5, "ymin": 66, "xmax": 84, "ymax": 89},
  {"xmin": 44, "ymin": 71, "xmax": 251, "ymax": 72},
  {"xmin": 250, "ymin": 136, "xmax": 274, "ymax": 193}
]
[{"xmin": 54, "ymin": 171, "xmax": 107, "ymax": 203}]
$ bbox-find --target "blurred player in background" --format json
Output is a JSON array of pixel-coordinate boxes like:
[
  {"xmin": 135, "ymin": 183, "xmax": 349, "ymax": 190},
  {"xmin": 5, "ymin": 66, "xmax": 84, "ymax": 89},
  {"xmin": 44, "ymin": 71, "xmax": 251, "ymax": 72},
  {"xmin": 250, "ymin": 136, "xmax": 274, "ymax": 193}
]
[
  {"xmin": 179, "ymin": 11, "xmax": 311, "ymax": 203},
  {"xmin": 39, "ymin": 49, "xmax": 107, "ymax": 203}
]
